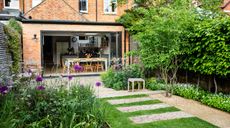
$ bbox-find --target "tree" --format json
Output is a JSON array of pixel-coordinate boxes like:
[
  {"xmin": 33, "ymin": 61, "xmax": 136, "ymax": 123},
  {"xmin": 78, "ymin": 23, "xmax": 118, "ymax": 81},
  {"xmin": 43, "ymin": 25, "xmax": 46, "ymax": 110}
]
[{"xmin": 183, "ymin": 17, "xmax": 230, "ymax": 93}]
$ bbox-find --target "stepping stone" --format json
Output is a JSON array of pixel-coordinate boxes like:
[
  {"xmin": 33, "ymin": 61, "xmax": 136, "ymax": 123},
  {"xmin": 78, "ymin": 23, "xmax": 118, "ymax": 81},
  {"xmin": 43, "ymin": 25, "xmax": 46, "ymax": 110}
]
[
  {"xmin": 130, "ymin": 111, "xmax": 195, "ymax": 124},
  {"xmin": 107, "ymin": 97, "xmax": 153, "ymax": 105},
  {"xmin": 117, "ymin": 103, "xmax": 171, "ymax": 112}
]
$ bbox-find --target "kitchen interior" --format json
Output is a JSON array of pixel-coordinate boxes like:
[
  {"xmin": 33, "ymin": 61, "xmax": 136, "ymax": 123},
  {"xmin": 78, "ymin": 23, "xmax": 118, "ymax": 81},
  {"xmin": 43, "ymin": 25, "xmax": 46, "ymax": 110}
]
[{"xmin": 42, "ymin": 32, "xmax": 122, "ymax": 75}]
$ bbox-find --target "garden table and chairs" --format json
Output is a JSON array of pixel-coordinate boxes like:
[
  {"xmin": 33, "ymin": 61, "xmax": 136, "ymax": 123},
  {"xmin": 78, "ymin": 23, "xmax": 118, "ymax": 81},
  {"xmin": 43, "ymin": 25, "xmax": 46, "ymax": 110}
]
[{"xmin": 64, "ymin": 57, "xmax": 108, "ymax": 74}]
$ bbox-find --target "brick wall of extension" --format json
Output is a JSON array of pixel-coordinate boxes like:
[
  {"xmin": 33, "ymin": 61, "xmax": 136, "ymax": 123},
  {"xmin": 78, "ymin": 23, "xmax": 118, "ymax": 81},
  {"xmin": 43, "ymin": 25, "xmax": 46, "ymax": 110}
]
[
  {"xmin": 22, "ymin": 23, "xmax": 130, "ymax": 69},
  {"xmin": 0, "ymin": 1, "xmax": 3, "ymax": 11}
]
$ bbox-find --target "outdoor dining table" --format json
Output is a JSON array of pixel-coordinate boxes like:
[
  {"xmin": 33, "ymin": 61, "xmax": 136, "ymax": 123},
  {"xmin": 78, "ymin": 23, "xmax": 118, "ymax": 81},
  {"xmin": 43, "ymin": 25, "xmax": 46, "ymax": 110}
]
[{"xmin": 65, "ymin": 58, "xmax": 108, "ymax": 75}]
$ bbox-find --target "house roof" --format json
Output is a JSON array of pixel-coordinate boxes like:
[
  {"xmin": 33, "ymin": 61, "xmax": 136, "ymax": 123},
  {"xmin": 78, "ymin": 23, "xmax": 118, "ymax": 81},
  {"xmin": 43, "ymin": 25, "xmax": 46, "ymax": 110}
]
[
  {"xmin": 0, "ymin": 9, "xmax": 26, "ymax": 20},
  {"xmin": 221, "ymin": 0, "xmax": 230, "ymax": 9}
]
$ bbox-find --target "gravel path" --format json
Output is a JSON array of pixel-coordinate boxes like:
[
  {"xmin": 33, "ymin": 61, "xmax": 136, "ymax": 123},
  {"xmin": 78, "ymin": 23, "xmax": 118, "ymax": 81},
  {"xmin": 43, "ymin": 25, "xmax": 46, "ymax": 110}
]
[
  {"xmin": 150, "ymin": 94, "xmax": 230, "ymax": 128},
  {"xmin": 107, "ymin": 97, "xmax": 154, "ymax": 105},
  {"xmin": 117, "ymin": 103, "xmax": 171, "ymax": 112},
  {"xmin": 130, "ymin": 111, "xmax": 194, "ymax": 124}
]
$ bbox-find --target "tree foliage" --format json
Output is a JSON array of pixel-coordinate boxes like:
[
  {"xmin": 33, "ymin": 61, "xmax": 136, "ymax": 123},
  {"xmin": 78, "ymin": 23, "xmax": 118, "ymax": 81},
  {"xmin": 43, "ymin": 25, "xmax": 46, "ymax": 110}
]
[
  {"xmin": 183, "ymin": 17, "xmax": 230, "ymax": 76},
  {"xmin": 118, "ymin": 0, "xmax": 229, "ymax": 91},
  {"xmin": 118, "ymin": 0, "xmax": 198, "ymax": 85}
]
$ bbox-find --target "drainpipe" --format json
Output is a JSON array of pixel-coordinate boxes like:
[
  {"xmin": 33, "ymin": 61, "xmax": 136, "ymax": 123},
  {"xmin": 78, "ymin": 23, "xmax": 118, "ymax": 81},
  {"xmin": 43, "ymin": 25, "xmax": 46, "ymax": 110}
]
[
  {"xmin": 22, "ymin": 0, "xmax": 25, "ymax": 13},
  {"xmin": 96, "ymin": 0, "xmax": 98, "ymax": 22}
]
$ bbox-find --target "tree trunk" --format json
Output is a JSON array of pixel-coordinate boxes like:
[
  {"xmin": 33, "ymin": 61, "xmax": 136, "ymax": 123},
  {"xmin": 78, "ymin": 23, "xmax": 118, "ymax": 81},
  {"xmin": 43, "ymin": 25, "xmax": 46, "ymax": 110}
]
[
  {"xmin": 197, "ymin": 74, "xmax": 200, "ymax": 91},
  {"xmin": 208, "ymin": 76, "xmax": 211, "ymax": 92},
  {"xmin": 213, "ymin": 76, "xmax": 218, "ymax": 94},
  {"xmin": 186, "ymin": 71, "xmax": 188, "ymax": 83}
]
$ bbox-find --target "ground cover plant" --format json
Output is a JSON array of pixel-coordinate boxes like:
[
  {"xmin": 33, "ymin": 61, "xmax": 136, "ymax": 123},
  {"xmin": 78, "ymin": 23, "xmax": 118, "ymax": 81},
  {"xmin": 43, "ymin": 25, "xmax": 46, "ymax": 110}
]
[
  {"xmin": 101, "ymin": 95, "xmax": 217, "ymax": 128},
  {"xmin": 0, "ymin": 74, "xmax": 106, "ymax": 128},
  {"xmin": 146, "ymin": 78, "xmax": 230, "ymax": 113}
]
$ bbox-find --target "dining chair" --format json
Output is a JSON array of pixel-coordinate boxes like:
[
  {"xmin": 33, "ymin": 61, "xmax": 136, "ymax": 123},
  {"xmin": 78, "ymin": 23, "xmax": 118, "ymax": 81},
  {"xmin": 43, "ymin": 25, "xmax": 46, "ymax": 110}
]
[
  {"xmin": 62, "ymin": 60, "xmax": 67, "ymax": 73},
  {"xmin": 94, "ymin": 61, "xmax": 104, "ymax": 72},
  {"xmin": 84, "ymin": 61, "xmax": 94, "ymax": 72}
]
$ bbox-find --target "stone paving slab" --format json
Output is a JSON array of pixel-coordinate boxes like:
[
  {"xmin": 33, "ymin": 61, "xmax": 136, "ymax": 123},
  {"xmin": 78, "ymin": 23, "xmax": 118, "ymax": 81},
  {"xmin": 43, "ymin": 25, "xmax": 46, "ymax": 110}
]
[
  {"xmin": 130, "ymin": 111, "xmax": 195, "ymax": 124},
  {"xmin": 117, "ymin": 103, "xmax": 171, "ymax": 112},
  {"xmin": 107, "ymin": 97, "xmax": 154, "ymax": 105},
  {"xmin": 98, "ymin": 90, "xmax": 165, "ymax": 98}
]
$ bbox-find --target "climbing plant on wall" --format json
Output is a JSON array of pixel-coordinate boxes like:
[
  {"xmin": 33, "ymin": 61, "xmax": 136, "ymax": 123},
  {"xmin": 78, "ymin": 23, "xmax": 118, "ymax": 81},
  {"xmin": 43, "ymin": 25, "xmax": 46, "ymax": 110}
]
[{"xmin": 4, "ymin": 18, "xmax": 22, "ymax": 74}]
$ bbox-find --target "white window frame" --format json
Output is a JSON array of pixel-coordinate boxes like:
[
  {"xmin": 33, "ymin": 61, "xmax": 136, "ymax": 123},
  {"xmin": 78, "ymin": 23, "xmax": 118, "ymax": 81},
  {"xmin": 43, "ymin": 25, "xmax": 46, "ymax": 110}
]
[
  {"xmin": 3, "ymin": 0, "xmax": 19, "ymax": 9},
  {"xmin": 104, "ymin": 0, "xmax": 117, "ymax": 14},
  {"xmin": 79, "ymin": 0, "xmax": 88, "ymax": 13},
  {"xmin": 32, "ymin": 0, "xmax": 42, "ymax": 8}
]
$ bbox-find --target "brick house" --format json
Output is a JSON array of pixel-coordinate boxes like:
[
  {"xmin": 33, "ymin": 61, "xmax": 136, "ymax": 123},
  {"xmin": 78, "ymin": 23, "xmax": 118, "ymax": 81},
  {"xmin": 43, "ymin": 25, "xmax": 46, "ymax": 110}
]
[
  {"xmin": 221, "ymin": 0, "xmax": 230, "ymax": 14},
  {"xmin": 0, "ymin": 0, "xmax": 133, "ymax": 75}
]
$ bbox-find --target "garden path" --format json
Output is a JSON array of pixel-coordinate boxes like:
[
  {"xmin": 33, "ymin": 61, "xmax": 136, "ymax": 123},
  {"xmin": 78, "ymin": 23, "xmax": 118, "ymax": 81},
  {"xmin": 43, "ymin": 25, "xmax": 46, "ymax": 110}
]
[
  {"xmin": 72, "ymin": 76, "xmax": 230, "ymax": 127},
  {"xmin": 106, "ymin": 96, "xmax": 196, "ymax": 125},
  {"xmin": 150, "ymin": 94, "xmax": 230, "ymax": 128}
]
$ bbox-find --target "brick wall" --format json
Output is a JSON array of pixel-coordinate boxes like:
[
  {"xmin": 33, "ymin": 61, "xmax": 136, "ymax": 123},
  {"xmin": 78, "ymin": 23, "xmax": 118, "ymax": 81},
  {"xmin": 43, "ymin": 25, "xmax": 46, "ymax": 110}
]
[
  {"xmin": 22, "ymin": 23, "xmax": 126, "ymax": 68},
  {"xmin": 24, "ymin": 0, "xmax": 133, "ymax": 22},
  {"xmin": 0, "ymin": 1, "xmax": 3, "ymax": 11},
  {"xmin": 25, "ymin": 0, "xmax": 84, "ymax": 21}
]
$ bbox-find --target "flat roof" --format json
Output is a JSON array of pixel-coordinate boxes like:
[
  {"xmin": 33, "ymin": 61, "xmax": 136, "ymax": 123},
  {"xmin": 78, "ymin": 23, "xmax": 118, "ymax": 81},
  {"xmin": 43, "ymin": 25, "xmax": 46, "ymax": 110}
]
[{"xmin": 21, "ymin": 19, "xmax": 123, "ymax": 26}]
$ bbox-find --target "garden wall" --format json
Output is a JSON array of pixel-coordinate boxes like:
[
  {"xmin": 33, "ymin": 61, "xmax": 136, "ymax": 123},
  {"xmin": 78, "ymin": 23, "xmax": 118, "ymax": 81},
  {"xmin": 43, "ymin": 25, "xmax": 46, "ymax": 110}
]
[
  {"xmin": 177, "ymin": 70, "xmax": 230, "ymax": 93},
  {"xmin": 144, "ymin": 69, "xmax": 230, "ymax": 93}
]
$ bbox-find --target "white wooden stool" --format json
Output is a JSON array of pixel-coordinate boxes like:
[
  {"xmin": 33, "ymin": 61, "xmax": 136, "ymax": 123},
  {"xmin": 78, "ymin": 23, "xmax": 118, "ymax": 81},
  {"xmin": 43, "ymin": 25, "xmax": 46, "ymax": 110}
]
[{"xmin": 128, "ymin": 78, "xmax": 145, "ymax": 92}]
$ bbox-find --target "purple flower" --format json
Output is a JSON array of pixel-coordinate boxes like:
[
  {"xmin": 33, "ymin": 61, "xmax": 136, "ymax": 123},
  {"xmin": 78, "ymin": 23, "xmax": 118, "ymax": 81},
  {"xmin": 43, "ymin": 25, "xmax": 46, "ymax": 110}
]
[
  {"xmin": 74, "ymin": 64, "xmax": 82, "ymax": 71},
  {"xmin": 36, "ymin": 85, "xmax": 45, "ymax": 91},
  {"xmin": 68, "ymin": 75, "xmax": 73, "ymax": 81},
  {"xmin": 95, "ymin": 82, "xmax": 102, "ymax": 87},
  {"xmin": 35, "ymin": 75, "xmax": 43, "ymax": 82},
  {"xmin": 28, "ymin": 69, "xmax": 32, "ymax": 74},
  {"xmin": 0, "ymin": 86, "xmax": 9, "ymax": 95}
]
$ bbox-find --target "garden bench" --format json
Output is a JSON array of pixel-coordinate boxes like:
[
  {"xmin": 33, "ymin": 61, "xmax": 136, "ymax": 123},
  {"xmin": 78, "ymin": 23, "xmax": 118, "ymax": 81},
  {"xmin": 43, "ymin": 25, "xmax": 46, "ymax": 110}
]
[{"xmin": 128, "ymin": 78, "xmax": 145, "ymax": 92}]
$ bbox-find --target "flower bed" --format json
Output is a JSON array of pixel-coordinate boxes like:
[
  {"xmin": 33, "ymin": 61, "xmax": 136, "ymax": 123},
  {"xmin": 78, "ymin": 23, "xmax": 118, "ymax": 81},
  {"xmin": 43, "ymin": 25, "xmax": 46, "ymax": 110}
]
[
  {"xmin": 146, "ymin": 78, "xmax": 230, "ymax": 113},
  {"xmin": 0, "ymin": 74, "xmax": 106, "ymax": 127}
]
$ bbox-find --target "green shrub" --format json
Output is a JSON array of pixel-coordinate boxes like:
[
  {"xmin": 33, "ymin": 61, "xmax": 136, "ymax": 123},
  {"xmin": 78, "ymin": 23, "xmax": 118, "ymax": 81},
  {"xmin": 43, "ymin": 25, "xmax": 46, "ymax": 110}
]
[
  {"xmin": 173, "ymin": 85, "xmax": 230, "ymax": 112},
  {"xmin": 173, "ymin": 84, "xmax": 207, "ymax": 101},
  {"xmin": 101, "ymin": 68, "xmax": 116, "ymax": 88},
  {"xmin": 201, "ymin": 94, "xmax": 230, "ymax": 113},
  {"xmin": 146, "ymin": 79, "xmax": 230, "ymax": 113},
  {"xmin": 146, "ymin": 77, "xmax": 166, "ymax": 90},
  {"xmin": 101, "ymin": 64, "xmax": 143, "ymax": 90}
]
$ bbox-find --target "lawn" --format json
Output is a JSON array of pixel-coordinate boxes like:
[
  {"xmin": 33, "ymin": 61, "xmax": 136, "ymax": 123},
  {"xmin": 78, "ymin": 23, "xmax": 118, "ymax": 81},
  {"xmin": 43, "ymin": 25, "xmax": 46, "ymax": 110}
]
[{"xmin": 101, "ymin": 95, "xmax": 217, "ymax": 128}]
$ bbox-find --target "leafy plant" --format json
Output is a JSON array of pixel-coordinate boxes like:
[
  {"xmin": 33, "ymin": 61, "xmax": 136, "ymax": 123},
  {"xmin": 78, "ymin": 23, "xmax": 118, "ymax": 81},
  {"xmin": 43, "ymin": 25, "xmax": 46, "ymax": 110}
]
[
  {"xmin": 101, "ymin": 64, "xmax": 143, "ymax": 90},
  {"xmin": 4, "ymin": 18, "xmax": 22, "ymax": 74},
  {"xmin": 146, "ymin": 80, "xmax": 230, "ymax": 113},
  {"xmin": 146, "ymin": 77, "xmax": 166, "ymax": 90},
  {"xmin": 0, "ymin": 78, "xmax": 106, "ymax": 128},
  {"xmin": 201, "ymin": 93, "xmax": 230, "ymax": 112}
]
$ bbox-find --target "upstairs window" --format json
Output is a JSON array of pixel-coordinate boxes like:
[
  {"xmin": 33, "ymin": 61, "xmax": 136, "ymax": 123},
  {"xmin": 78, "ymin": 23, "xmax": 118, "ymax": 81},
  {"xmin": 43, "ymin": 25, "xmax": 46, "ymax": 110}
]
[
  {"xmin": 104, "ymin": 0, "xmax": 117, "ymax": 14},
  {"xmin": 79, "ymin": 0, "xmax": 88, "ymax": 13},
  {"xmin": 32, "ymin": 0, "xmax": 42, "ymax": 7},
  {"xmin": 4, "ymin": 0, "xmax": 19, "ymax": 9}
]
